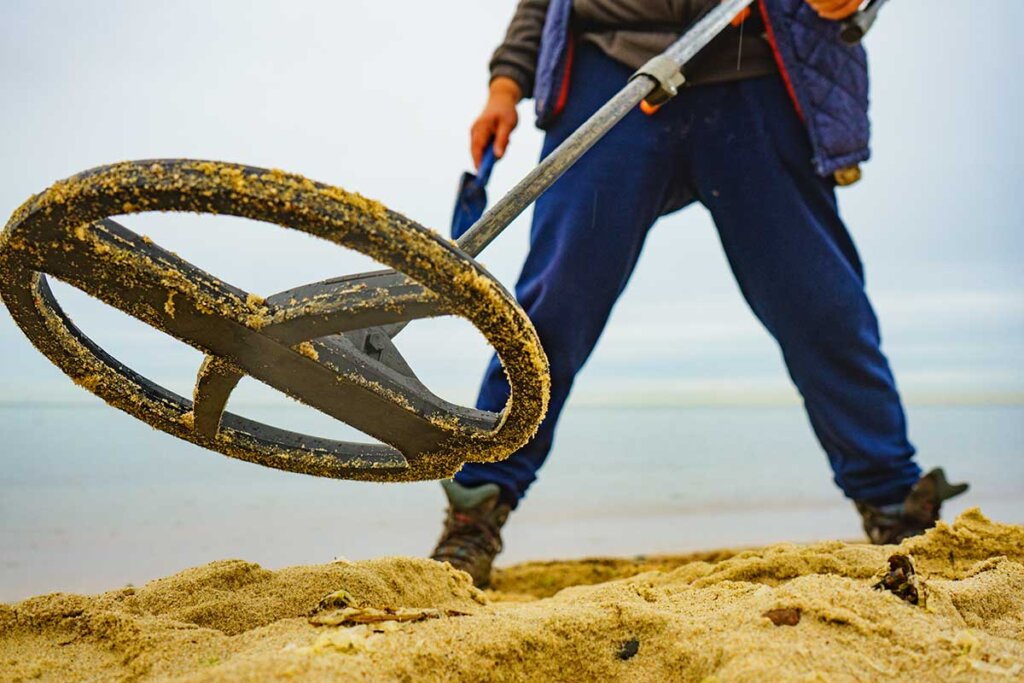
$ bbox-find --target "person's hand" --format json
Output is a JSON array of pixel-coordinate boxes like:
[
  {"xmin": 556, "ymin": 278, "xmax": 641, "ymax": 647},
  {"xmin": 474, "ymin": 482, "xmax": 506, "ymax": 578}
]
[
  {"xmin": 804, "ymin": 0, "xmax": 862, "ymax": 20},
  {"xmin": 470, "ymin": 76, "xmax": 521, "ymax": 168}
]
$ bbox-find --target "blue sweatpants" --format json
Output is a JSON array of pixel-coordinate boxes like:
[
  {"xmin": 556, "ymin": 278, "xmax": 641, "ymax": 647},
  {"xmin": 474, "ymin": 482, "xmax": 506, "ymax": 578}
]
[{"xmin": 456, "ymin": 43, "xmax": 921, "ymax": 508}]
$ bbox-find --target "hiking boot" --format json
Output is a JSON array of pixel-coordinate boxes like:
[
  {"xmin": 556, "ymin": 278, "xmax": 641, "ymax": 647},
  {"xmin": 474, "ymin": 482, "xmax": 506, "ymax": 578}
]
[
  {"xmin": 430, "ymin": 480, "xmax": 511, "ymax": 588},
  {"xmin": 855, "ymin": 467, "xmax": 969, "ymax": 545}
]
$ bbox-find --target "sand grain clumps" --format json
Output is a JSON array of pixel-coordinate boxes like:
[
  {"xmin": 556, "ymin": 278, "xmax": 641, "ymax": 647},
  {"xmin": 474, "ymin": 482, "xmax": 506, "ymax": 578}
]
[{"xmin": 2, "ymin": 509, "xmax": 1023, "ymax": 681}]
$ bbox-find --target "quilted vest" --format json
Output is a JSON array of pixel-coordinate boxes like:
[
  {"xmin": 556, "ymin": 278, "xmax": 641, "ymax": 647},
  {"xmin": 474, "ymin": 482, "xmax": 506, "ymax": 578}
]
[{"xmin": 534, "ymin": 0, "xmax": 870, "ymax": 178}]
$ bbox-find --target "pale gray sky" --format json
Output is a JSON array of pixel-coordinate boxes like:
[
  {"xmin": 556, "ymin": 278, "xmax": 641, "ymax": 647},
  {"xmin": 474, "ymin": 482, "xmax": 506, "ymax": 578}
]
[{"xmin": 1, "ymin": 0, "xmax": 1021, "ymax": 409}]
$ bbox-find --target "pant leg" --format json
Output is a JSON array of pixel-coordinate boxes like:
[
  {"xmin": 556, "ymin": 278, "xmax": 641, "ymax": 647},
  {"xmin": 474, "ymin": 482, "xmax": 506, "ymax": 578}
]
[
  {"xmin": 680, "ymin": 75, "xmax": 920, "ymax": 506},
  {"xmin": 455, "ymin": 43, "xmax": 691, "ymax": 506}
]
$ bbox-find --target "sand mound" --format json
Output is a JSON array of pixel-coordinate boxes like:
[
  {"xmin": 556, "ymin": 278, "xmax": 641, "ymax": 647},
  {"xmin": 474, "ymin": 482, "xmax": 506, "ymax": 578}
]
[{"xmin": 3, "ymin": 509, "xmax": 1022, "ymax": 681}]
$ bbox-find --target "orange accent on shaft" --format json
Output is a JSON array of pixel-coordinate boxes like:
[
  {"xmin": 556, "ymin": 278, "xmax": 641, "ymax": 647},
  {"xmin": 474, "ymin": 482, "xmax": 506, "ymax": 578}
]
[
  {"xmin": 730, "ymin": 6, "xmax": 752, "ymax": 26},
  {"xmin": 640, "ymin": 100, "xmax": 662, "ymax": 116}
]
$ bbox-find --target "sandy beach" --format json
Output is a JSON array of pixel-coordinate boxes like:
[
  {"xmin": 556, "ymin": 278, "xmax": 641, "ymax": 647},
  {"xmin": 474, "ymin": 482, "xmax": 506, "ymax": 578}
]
[{"xmin": 2, "ymin": 508, "xmax": 1022, "ymax": 681}]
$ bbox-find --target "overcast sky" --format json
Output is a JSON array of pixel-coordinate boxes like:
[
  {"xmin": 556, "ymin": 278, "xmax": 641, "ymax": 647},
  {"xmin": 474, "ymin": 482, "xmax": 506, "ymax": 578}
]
[{"xmin": 1, "ymin": 0, "xmax": 1021, "ymax": 410}]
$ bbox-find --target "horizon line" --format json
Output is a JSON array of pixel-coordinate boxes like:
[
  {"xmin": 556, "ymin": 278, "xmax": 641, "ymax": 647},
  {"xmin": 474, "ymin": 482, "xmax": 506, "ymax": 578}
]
[{"xmin": 2, "ymin": 391, "xmax": 1022, "ymax": 410}]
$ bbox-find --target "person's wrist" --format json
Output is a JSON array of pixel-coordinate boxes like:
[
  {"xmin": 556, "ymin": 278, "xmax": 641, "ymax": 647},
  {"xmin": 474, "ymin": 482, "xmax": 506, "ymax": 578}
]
[
  {"xmin": 489, "ymin": 76, "xmax": 522, "ymax": 104},
  {"xmin": 804, "ymin": 0, "xmax": 861, "ymax": 20}
]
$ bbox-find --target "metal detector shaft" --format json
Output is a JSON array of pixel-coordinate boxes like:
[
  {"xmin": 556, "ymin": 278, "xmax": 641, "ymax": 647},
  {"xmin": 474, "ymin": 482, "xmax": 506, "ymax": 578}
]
[
  {"xmin": 456, "ymin": 0, "xmax": 890, "ymax": 252},
  {"xmin": 378, "ymin": 0, "xmax": 754, "ymax": 340},
  {"xmin": 461, "ymin": 0, "xmax": 890, "ymax": 251},
  {"xmin": 455, "ymin": 0, "xmax": 755, "ymax": 258}
]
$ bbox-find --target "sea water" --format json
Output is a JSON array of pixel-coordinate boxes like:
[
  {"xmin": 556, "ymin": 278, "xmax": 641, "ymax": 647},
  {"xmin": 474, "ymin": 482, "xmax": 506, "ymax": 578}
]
[{"xmin": 1, "ymin": 402, "xmax": 1021, "ymax": 602}]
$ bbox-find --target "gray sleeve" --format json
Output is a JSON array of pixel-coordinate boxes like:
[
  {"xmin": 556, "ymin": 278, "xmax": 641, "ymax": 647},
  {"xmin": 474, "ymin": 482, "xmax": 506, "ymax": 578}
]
[{"xmin": 489, "ymin": 0, "xmax": 550, "ymax": 99}]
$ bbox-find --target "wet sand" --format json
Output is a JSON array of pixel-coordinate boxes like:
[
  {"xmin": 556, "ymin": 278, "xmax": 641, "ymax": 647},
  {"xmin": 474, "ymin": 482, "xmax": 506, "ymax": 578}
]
[{"xmin": 2, "ymin": 509, "xmax": 1022, "ymax": 681}]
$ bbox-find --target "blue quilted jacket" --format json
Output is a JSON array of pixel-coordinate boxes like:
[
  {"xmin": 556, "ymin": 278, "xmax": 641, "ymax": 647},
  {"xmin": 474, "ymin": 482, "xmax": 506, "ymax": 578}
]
[{"xmin": 534, "ymin": 0, "xmax": 870, "ymax": 177}]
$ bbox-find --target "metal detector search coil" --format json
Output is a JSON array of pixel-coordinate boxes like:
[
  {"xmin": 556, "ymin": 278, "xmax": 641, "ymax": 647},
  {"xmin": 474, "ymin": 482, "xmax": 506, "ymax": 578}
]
[{"xmin": 0, "ymin": 160, "xmax": 550, "ymax": 482}]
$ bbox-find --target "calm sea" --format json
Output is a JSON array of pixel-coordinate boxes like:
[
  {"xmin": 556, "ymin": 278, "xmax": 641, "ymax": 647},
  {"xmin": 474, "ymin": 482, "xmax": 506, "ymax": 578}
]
[{"xmin": 1, "ymin": 402, "xmax": 1021, "ymax": 602}]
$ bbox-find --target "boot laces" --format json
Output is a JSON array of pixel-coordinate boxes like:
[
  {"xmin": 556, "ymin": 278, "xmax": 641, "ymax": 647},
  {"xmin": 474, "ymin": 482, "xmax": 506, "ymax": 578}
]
[{"xmin": 436, "ymin": 510, "xmax": 502, "ymax": 559}]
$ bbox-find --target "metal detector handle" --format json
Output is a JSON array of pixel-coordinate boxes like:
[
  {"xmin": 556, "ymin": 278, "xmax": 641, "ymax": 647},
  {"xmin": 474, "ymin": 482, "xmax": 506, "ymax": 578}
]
[{"xmin": 840, "ymin": 0, "xmax": 890, "ymax": 45}]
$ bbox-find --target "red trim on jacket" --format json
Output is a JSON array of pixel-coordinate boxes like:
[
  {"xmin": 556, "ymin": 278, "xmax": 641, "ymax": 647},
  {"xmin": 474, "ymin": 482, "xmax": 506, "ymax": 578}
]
[
  {"xmin": 758, "ymin": 0, "xmax": 804, "ymax": 122},
  {"xmin": 551, "ymin": 37, "xmax": 575, "ymax": 119}
]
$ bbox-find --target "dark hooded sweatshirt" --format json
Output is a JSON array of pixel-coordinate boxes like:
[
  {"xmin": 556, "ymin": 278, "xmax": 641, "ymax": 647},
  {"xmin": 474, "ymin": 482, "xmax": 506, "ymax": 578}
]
[{"xmin": 490, "ymin": 0, "xmax": 777, "ymax": 98}]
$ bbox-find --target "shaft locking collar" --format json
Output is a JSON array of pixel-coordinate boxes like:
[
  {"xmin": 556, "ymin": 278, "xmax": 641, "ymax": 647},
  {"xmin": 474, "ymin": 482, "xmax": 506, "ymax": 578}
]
[{"xmin": 630, "ymin": 55, "xmax": 687, "ymax": 107}]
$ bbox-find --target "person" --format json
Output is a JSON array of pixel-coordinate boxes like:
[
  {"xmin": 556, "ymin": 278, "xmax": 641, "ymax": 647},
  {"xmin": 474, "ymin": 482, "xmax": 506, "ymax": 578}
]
[{"xmin": 431, "ymin": 0, "xmax": 968, "ymax": 588}]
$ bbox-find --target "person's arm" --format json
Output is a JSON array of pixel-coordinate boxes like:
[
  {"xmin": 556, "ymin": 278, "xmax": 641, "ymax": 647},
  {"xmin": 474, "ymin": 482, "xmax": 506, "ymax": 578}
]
[
  {"xmin": 489, "ymin": 0, "xmax": 549, "ymax": 99},
  {"xmin": 471, "ymin": 0, "xmax": 549, "ymax": 168},
  {"xmin": 804, "ymin": 0, "xmax": 861, "ymax": 21}
]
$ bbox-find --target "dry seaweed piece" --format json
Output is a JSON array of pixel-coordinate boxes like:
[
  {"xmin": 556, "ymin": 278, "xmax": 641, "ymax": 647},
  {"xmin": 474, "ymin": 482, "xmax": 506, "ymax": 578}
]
[
  {"xmin": 873, "ymin": 554, "xmax": 923, "ymax": 605},
  {"xmin": 310, "ymin": 606, "xmax": 470, "ymax": 627}
]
